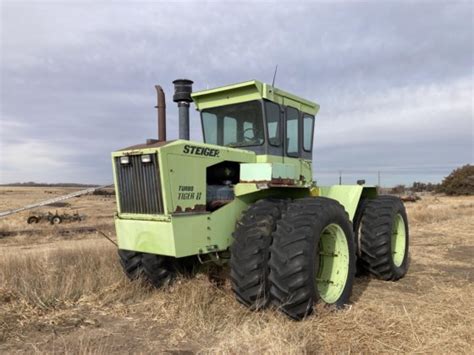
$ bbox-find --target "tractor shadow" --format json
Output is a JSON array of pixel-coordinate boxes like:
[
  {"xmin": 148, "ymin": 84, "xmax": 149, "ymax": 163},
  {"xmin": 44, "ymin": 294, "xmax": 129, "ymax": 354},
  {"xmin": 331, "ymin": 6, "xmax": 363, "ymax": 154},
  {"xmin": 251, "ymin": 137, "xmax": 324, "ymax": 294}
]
[{"xmin": 351, "ymin": 275, "xmax": 372, "ymax": 303}]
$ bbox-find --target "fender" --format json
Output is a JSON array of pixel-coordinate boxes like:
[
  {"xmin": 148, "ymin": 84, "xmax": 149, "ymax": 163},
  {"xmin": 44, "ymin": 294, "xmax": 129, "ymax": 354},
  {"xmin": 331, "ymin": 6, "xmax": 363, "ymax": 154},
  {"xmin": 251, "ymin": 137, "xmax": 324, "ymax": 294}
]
[{"xmin": 315, "ymin": 185, "xmax": 377, "ymax": 221}]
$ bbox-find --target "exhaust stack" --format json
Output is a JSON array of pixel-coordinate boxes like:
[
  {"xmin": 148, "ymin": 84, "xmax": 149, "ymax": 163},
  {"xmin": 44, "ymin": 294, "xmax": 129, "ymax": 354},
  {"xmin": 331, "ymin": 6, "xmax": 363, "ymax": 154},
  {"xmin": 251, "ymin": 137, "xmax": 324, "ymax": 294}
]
[
  {"xmin": 155, "ymin": 85, "xmax": 167, "ymax": 142},
  {"xmin": 173, "ymin": 79, "xmax": 193, "ymax": 140}
]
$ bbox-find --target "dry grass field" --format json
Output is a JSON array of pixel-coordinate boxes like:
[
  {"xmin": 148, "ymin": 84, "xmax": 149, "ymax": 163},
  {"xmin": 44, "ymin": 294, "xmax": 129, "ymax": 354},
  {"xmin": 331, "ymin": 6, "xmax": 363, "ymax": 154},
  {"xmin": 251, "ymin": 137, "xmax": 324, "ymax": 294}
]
[{"xmin": 0, "ymin": 186, "xmax": 472, "ymax": 353}]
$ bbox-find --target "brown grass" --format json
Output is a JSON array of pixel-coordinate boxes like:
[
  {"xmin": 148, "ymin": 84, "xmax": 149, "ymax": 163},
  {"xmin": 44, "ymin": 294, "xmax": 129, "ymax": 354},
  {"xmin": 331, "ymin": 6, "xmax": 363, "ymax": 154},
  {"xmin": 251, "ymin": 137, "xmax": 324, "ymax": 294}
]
[
  {"xmin": 409, "ymin": 199, "xmax": 473, "ymax": 225},
  {"xmin": 0, "ymin": 188, "xmax": 473, "ymax": 353},
  {"xmin": 1, "ymin": 245, "xmax": 120, "ymax": 309}
]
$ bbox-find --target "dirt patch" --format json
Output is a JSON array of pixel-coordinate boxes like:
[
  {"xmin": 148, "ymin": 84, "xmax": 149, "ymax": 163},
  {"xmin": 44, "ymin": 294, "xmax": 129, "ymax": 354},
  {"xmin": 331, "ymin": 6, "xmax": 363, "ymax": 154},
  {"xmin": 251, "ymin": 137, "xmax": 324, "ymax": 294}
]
[
  {"xmin": 447, "ymin": 245, "xmax": 474, "ymax": 264},
  {"xmin": 437, "ymin": 264, "xmax": 474, "ymax": 283},
  {"xmin": 0, "ymin": 310, "xmax": 198, "ymax": 354}
]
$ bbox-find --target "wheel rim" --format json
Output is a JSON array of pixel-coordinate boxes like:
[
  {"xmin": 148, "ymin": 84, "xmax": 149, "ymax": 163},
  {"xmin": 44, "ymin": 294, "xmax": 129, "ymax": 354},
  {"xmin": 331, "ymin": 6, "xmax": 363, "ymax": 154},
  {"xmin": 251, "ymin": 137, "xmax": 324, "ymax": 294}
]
[
  {"xmin": 316, "ymin": 223, "xmax": 350, "ymax": 304},
  {"xmin": 391, "ymin": 214, "xmax": 406, "ymax": 267}
]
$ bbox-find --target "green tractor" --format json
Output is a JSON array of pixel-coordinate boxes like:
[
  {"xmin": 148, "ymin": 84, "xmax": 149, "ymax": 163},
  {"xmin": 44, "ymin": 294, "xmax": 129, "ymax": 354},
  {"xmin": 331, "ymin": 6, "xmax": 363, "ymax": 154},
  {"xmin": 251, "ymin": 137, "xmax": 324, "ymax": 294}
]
[{"xmin": 111, "ymin": 79, "xmax": 409, "ymax": 320}]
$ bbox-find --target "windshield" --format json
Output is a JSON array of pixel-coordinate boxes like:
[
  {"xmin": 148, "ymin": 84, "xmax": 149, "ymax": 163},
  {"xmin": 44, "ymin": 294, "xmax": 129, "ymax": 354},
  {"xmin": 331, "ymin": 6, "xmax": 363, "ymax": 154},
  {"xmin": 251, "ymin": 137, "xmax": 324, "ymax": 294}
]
[{"xmin": 201, "ymin": 101, "xmax": 264, "ymax": 147}]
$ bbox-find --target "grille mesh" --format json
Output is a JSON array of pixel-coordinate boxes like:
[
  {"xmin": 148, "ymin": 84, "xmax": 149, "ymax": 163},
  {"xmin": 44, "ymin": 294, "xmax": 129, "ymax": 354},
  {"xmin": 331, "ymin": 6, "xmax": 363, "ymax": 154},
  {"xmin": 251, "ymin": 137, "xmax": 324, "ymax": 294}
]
[{"xmin": 115, "ymin": 154, "xmax": 164, "ymax": 214}]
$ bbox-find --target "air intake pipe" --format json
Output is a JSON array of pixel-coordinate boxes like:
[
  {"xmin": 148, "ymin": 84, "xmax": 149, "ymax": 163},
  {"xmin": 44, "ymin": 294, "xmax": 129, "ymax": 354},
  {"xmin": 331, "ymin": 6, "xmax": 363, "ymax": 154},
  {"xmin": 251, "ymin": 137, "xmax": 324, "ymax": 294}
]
[{"xmin": 173, "ymin": 79, "xmax": 193, "ymax": 140}]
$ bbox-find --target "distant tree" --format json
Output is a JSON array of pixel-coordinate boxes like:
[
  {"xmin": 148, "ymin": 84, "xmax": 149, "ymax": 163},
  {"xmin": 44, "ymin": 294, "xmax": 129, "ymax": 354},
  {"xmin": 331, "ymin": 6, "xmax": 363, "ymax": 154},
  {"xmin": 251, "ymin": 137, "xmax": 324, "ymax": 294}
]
[
  {"xmin": 390, "ymin": 184, "xmax": 406, "ymax": 194},
  {"xmin": 437, "ymin": 164, "xmax": 474, "ymax": 196},
  {"xmin": 412, "ymin": 181, "xmax": 439, "ymax": 192}
]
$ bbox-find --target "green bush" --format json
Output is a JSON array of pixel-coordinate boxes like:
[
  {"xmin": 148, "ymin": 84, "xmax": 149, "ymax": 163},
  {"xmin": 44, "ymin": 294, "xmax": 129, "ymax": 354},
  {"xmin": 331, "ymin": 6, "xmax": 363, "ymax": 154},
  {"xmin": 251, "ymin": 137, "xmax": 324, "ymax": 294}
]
[{"xmin": 437, "ymin": 164, "xmax": 474, "ymax": 196}]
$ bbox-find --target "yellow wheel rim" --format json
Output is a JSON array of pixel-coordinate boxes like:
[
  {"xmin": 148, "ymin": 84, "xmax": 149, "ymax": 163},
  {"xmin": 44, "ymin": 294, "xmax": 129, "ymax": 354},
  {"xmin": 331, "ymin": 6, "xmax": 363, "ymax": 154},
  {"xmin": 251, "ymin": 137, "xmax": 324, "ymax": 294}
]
[
  {"xmin": 316, "ymin": 224, "xmax": 349, "ymax": 304},
  {"xmin": 391, "ymin": 214, "xmax": 406, "ymax": 267}
]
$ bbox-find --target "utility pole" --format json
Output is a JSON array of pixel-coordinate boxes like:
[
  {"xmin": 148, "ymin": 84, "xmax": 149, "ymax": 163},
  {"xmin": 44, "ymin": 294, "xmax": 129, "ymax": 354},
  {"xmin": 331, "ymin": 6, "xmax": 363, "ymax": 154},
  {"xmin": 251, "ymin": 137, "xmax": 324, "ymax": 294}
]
[
  {"xmin": 339, "ymin": 171, "xmax": 342, "ymax": 185},
  {"xmin": 377, "ymin": 171, "xmax": 381, "ymax": 187}
]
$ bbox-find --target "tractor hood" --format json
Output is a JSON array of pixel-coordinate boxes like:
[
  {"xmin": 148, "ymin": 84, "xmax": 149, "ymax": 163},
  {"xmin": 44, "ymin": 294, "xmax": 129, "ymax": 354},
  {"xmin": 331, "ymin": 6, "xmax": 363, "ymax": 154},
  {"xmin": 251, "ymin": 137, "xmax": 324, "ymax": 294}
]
[
  {"xmin": 112, "ymin": 140, "xmax": 256, "ymax": 215},
  {"xmin": 118, "ymin": 140, "xmax": 175, "ymax": 151}
]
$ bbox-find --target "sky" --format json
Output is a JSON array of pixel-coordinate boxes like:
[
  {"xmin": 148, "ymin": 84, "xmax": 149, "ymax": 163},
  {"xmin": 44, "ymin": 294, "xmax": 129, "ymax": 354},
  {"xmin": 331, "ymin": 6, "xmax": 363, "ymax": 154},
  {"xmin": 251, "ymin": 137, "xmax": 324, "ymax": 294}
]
[{"xmin": 0, "ymin": 0, "xmax": 472, "ymax": 186}]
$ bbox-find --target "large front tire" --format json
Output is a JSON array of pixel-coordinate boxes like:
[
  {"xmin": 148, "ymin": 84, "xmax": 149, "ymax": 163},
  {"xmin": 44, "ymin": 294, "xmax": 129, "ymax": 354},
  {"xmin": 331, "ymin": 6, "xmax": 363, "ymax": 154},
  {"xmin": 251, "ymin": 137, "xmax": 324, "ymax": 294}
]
[
  {"xmin": 269, "ymin": 197, "xmax": 356, "ymax": 320},
  {"xmin": 118, "ymin": 250, "xmax": 175, "ymax": 288},
  {"xmin": 230, "ymin": 199, "xmax": 286, "ymax": 310},
  {"xmin": 359, "ymin": 196, "xmax": 409, "ymax": 280}
]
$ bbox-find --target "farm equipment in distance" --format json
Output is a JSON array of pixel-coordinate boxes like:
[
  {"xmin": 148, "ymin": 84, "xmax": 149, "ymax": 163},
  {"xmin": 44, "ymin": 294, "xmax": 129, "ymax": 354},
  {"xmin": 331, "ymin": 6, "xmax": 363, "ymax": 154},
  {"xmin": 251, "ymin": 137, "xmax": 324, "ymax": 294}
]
[
  {"xmin": 111, "ymin": 79, "xmax": 410, "ymax": 320},
  {"xmin": 27, "ymin": 211, "xmax": 84, "ymax": 225}
]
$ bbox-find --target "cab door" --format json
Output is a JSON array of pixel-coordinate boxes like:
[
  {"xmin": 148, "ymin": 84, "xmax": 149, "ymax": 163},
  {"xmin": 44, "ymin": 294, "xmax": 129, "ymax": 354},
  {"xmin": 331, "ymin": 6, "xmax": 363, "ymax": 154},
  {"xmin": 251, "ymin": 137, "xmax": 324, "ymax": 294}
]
[{"xmin": 283, "ymin": 106, "xmax": 315, "ymax": 183}]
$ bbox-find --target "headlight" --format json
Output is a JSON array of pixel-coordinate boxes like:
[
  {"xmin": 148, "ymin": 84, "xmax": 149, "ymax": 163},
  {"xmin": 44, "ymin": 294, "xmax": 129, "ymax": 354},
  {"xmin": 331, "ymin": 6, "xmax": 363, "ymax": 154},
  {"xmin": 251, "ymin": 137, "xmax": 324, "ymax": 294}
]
[
  {"xmin": 141, "ymin": 154, "xmax": 151, "ymax": 163},
  {"xmin": 120, "ymin": 156, "xmax": 130, "ymax": 165}
]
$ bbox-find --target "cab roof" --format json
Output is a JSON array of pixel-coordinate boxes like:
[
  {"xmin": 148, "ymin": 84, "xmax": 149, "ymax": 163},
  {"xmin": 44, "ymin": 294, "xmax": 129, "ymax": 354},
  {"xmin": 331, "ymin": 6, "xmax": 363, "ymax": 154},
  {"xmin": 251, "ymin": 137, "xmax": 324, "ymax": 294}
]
[{"xmin": 191, "ymin": 80, "xmax": 320, "ymax": 116}]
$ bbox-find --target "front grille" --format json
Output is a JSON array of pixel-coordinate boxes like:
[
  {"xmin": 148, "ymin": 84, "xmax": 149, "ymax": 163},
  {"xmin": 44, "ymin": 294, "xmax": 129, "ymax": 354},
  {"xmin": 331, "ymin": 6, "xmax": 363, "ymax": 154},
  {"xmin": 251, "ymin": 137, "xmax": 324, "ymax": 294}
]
[{"xmin": 115, "ymin": 154, "xmax": 164, "ymax": 214}]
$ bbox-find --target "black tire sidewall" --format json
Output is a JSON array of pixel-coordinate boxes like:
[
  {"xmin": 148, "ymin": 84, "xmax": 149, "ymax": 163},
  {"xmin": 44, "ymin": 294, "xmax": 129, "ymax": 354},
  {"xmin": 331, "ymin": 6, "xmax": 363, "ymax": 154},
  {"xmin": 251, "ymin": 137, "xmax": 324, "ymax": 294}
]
[
  {"xmin": 230, "ymin": 199, "xmax": 286, "ymax": 309},
  {"xmin": 353, "ymin": 198, "xmax": 368, "ymax": 258},
  {"xmin": 359, "ymin": 196, "xmax": 410, "ymax": 281},
  {"xmin": 118, "ymin": 249, "xmax": 175, "ymax": 288}
]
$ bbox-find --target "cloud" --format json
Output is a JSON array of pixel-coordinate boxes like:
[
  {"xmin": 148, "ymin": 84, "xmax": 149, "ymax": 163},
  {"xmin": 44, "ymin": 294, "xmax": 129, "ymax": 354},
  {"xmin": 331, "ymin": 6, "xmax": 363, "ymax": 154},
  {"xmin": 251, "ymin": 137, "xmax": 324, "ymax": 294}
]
[
  {"xmin": 1, "ymin": 138, "xmax": 76, "ymax": 183},
  {"xmin": 316, "ymin": 77, "xmax": 472, "ymax": 148},
  {"xmin": 0, "ymin": 1, "xmax": 472, "ymax": 185}
]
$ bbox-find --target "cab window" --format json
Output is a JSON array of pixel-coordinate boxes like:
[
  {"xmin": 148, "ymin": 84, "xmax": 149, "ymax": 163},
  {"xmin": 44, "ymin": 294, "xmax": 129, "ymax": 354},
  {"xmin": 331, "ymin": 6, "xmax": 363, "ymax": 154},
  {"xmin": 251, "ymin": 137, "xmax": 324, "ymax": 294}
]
[
  {"xmin": 202, "ymin": 113, "xmax": 217, "ymax": 145},
  {"xmin": 303, "ymin": 114, "xmax": 315, "ymax": 152},
  {"xmin": 223, "ymin": 116, "xmax": 237, "ymax": 145},
  {"xmin": 265, "ymin": 101, "xmax": 281, "ymax": 146},
  {"xmin": 201, "ymin": 101, "xmax": 264, "ymax": 147},
  {"xmin": 286, "ymin": 107, "xmax": 299, "ymax": 157}
]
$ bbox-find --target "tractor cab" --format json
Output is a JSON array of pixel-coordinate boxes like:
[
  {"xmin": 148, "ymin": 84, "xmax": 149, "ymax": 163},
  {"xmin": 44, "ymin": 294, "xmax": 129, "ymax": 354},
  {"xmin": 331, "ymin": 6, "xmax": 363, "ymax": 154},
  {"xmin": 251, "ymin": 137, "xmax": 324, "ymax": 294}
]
[{"xmin": 192, "ymin": 81, "xmax": 320, "ymax": 161}]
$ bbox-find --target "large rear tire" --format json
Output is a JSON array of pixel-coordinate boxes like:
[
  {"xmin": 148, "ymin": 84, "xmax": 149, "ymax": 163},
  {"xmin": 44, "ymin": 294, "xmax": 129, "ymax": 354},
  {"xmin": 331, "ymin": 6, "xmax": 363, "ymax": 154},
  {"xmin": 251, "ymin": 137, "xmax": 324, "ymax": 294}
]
[
  {"xmin": 118, "ymin": 250, "xmax": 175, "ymax": 288},
  {"xmin": 359, "ymin": 196, "xmax": 409, "ymax": 280},
  {"xmin": 230, "ymin": 199, "xmax": 287, "ymax": 310},
  {"xmin": 269, "ymin": 197, "xmax": 356, "ymax": 320}
]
